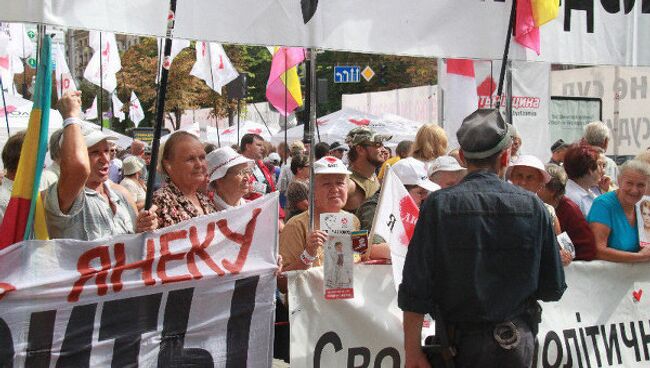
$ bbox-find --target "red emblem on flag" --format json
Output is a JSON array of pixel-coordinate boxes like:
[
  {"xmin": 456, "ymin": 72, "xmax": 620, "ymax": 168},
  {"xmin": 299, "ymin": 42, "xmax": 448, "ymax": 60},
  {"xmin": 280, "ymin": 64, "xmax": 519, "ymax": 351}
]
[
  {"xmin": 0, "ymin": 56, "xmax": 9, "ymax": 70},
  {"xmin": 349, "ymin": 118, "xmax": 370, "ymax": 126},
  {"xmin": 398, "ymin": 196, "xmax": 419, "ymax": 246},
  {"xmin": 0, "ymin": 105, "xmax": 16, "ymax": 117},
  {"xmin": 247, "ymin": 128, "xmax": 262, "ymax": 134}
]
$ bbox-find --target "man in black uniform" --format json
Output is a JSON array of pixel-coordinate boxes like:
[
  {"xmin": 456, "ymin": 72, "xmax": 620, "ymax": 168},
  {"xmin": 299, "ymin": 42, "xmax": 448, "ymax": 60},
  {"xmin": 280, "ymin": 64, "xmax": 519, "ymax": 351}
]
[{"xmin": 398, "ymin": 109, "xmax": 566, "ymax": 368}]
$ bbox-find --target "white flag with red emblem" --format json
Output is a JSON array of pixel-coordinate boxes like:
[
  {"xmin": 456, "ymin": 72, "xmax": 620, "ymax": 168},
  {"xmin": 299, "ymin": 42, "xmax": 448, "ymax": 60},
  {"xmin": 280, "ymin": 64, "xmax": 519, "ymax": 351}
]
[
  {"xmin": 83, "ymin": 31, "xmax": 122, "ymax": 92},
  {"xmin": 84, "ymin": 96, "xmax": 98, "ymax": 120},
  {"xmin": 190, "ymin": 41, "xmax": 238, "ymax": 94},
  {"xmin": 156, "ymin": 38, "xmax": 190, "ymax": 83},
  {"xmin": 55, "ymin": 43, "xmax": 77, "ymax": 99},
  {"xmin": 370, "ymin": 167, "xmax": 420, "ymax": 290},
  {"xmin": 112, "ymin": 93, "xmax": 125, "ymax": 122},
  {"xmin": 129, "ymin": 91, "xmax": 145, "ymax": 126},
  {"xmin": 440, "ymin": 58, "xmax": 478, "ymax": 149}
]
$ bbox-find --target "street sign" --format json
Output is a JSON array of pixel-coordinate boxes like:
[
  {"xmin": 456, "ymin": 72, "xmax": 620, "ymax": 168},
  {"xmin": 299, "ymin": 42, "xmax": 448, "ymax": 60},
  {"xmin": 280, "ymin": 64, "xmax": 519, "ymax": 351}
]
[
  {"xmin": 334, "ymin": 66, "xmax": 360, "ymax": 83},
  {"xmin": 362, "ymin": 66, "xmax": 375, "ymax": 82}
]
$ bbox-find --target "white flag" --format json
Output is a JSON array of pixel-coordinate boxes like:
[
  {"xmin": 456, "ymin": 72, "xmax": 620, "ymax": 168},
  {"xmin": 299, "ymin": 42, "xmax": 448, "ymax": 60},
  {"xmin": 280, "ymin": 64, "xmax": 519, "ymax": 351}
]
[
  {"xmin": 190, "ymin": 41, "xmax": 238, "ymax": 94},
  {"xmin": 0, "ymin": 31, "xmax": 24, "ymax": 94},
  {"xmin": 129, "ymin": 91, "xmax": 145, "ymax": 126},
  {"xmin": 55, "ymin": 43, "xmax": 77, "ymax": 99},
  {"xmin": 370, "ymin": 168, "xmax": 420, "ymax": 290},
  {"xmin": 441, "ymin": 58, "xmax": 478, "ymax": 149},
  {"xmin": 84, "ymin": 96, "xmax": 98, "ymax": 120},
  {"xmin": 156, "ymin": 38, "xmax": 190, "ymax": 83},
  {"xmin": 83, "ymin": 31, "xmax": 122, "ymax": 92},
  {"xmin": 112, "ymin": 93, "xmax": 125, "ymax": 122}
]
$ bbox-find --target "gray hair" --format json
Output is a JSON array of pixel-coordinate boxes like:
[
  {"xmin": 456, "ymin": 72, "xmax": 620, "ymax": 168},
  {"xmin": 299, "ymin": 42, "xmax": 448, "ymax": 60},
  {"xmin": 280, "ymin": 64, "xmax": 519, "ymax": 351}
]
[
  {"xmin": 49, "ymin": 129, "xmax": 64, "ymax": 162},
  {"xmin": 583, "ymin": 121, "xmax": 610, "ymax": 147},
  {"xmin": 619, "ymin": 159, "xmax": 650, "ymax": 181},
  {"xmin": 544, "ymin": 163, "xmax": 568, "ymax": 195}
]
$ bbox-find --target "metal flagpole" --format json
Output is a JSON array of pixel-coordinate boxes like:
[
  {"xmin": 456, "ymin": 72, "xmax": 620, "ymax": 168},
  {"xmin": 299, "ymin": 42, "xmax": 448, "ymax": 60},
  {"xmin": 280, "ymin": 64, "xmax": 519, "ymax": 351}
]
[
  {"xmin": 0, "ymin": 77, "xmax": 10, "ymax": 136},
  {"xmin": 284, "ymin": 47, "xmax": 288, "ymax": 163},
  {"xmin": 495, "ymin": 0, "xmax": 516, "ymax": 110},
  {"xmin": 307, "ymin": 48, "xmax": 317, "ymax": 231},
  {"xmin": 144, "ymin": 0, "xmax": 178, "ymax": 210},
  {"xmin": 98, "ymin": 32, "xmax": 104, "ymax": 130}
]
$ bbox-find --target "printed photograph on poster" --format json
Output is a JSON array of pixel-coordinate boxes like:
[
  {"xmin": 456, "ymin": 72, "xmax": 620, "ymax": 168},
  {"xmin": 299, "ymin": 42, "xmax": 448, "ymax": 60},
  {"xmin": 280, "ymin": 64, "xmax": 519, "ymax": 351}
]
[
  {"xmin": 556, "ymin": 232, "xmax": 576, "ymax": 259},
  {"xmin": 320, "ymin": 213, "xmax": 355, "ymax": 300},
  {"xmin": 323, "ymin": 234, "xmax": 354, "ymax": 299},
  {"xmin": 637, "ymin": 196, "xmax": 650, "ymax": 248}
]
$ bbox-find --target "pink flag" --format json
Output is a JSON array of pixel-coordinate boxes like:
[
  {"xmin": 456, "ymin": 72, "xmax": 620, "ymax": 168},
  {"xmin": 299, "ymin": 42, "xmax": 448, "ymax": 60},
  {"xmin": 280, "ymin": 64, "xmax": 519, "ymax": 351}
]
[
  {"xmin": 441, "ymin": 58, "xmax": 478, "ymax": 149},
  {"xmin": 515, "ymin": 0, "xmax": 541, "ymax": 55},
  {"xmin": 266, "ymin": 47, "xmax": 305, "ymax": 116}
]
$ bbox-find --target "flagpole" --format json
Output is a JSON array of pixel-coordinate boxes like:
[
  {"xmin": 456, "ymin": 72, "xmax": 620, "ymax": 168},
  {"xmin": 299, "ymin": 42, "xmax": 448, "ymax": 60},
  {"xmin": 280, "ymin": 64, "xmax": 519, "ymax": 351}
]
[
  {"xmin": 284, "ymin": 47, "xmax": 288, "ymax": 160},
  {"xmin": 98, "ymin": 32, "xmax": 104, "ymax": 130},
  {"xmin": 495, "ymin": 0, "xmax": 516, "ymax": 110},
  {"xmin": 215, "ymin": 113, "xmax": 221, "ymax": 147},
  {"xmin": 306, "ymin": 48, "xmax": 317, "ymax": 231},
  {"xmin": 145, "ymin": 0, "xmax": 178, "ymax": 210},
  {"xmin": 0, "ymin": 77, "xmax": 10, "ymax": 136},
  {"xmin": 236, "ymin": 99, "xmax": 241, "ymax": 145}
]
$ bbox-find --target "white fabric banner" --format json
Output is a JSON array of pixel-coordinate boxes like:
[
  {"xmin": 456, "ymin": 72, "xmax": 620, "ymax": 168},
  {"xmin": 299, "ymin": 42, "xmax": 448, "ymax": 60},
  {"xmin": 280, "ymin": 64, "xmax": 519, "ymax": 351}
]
[
  {"xmin": 290, "ymin": 261, "xmax": 650, "ymax": 367},
  {"xmin": 3, "ymin": 1, "xmax": 650, "ymax": 65},
  {"xmin": 0, "ymin": 194, "xmax": 279, "ymax": 367},
  {"xmin": 551, "ymin": 66, "xmax": 650, "ymax": 156}
]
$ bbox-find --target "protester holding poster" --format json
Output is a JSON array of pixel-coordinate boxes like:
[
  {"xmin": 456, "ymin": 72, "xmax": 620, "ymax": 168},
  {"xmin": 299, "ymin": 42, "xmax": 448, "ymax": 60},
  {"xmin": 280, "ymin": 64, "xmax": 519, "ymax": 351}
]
[
  {"xmin": 588, "ymin": 160, "xmax": 650, "ymax": 262},
  {"xmin": 399, "ymin": 109, "xmax": 566, "ymax": 368},
  {"xmin": 280, "ymin": 156, "xmax": 359, "ymax": 271}
]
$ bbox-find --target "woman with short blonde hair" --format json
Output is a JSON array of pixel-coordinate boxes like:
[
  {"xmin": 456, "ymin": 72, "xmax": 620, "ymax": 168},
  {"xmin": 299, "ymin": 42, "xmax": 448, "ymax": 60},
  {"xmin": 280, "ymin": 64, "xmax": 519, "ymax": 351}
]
[{"xmin": 410, "ymin": 123, "xmax": 448, "ymax": 163}]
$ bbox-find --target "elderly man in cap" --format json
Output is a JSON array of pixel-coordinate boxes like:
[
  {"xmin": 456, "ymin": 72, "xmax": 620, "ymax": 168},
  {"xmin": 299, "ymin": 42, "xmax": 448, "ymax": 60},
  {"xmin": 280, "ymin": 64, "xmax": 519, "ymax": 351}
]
[
  {"xmin": 343, "ymin": 127, "xmax": 391, "ymax": 211},
  {"xmin": 399, "ymin": 109, "xmax": 566, "ymax": 368},
  {"xmin": 328, "ymin": 141, "xmax": 349, "ymax": 160},
  {"xmin": 549, "ymin": 139, "xmax": 569, "ymax": 166},
  {"xmin": 428, "ymin": 155, "xmax": 467, "ymax": 189},
  {"xmin": 45, "ymin": 91, "xmax": 158, "ymax": 240}
]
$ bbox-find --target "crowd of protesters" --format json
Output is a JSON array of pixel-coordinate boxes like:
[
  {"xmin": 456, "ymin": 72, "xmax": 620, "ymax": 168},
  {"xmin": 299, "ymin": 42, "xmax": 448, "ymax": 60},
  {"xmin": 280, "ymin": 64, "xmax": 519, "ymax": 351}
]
[{"xmin": 3, "ymin": 91, "xmax": 650, "ymax": 365}]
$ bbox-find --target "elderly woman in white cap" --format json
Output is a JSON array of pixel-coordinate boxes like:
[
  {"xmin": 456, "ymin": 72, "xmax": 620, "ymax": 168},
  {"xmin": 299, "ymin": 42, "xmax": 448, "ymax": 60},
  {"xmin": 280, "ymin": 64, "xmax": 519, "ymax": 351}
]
[
  {"xmin": 428, "ymin": 155, "xmax": 467, "ymax": 189},
  {"xmin": 120, "ymin": 156, "xmax": 146, "ymax": 211},
  {"xmin": 206, "ymin": 147, "xmax": 254, "ymax": 211},
  {"xmin": 507, "ymin": 155, "xmax": 572, "ymax": 266},
  {"xmin": 280, "ymin": 156, "xmax": 360, "ymax": 271}
]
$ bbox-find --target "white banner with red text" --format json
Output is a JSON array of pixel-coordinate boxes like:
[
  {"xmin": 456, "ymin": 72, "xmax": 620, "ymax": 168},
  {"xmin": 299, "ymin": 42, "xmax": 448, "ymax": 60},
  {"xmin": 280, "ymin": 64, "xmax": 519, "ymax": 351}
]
[
  {"xmin": 0, "ymin": 193, "xmax": 279, "ymax": 367},
  {"xmin": 3, "ymin": 1, "xmax": 650, "ymax": 65},
  {"xmin": 289, "ymin": 261, "xmax": 650, "ymax": 368}
]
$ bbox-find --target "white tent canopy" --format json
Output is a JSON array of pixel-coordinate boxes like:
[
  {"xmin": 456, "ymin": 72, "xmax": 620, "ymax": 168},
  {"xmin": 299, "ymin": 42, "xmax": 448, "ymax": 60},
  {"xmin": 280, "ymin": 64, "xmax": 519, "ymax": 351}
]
[
  {"xmin": 270, "ymin": 108, "xmax": 425, "ymax": 147},
  {"xmin": 2, "ymin": 1, "xmax": 650, "ymax": 65},
  {"xmin": 165, "ymin": 120, "xmax": 279, "ymax": 147}
]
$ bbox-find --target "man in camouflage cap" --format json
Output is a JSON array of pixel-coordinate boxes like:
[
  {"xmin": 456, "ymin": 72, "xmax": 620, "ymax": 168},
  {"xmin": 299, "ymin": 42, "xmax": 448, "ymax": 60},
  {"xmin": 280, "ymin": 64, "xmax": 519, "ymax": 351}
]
[
  {"xmin": 343, "ymin": 126, "xmax": 391, "ymax": 211},
  {"xmin": 399, "ymin": 109, "xmax": 565, "ymax": 368}
]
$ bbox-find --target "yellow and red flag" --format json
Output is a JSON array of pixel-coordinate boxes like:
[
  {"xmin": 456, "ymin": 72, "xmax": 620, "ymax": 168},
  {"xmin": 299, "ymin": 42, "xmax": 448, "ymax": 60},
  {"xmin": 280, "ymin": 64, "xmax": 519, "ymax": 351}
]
[{"xmin": 0, "ymin": 35, "xmax": 52, "ymax": 248}]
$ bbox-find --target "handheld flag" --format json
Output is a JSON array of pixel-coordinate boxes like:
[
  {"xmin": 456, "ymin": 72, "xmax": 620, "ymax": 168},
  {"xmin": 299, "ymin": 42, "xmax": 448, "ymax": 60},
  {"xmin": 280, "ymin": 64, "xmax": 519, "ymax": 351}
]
[
  {"xmin": 0, "ymin": 34, "xmax": 52, "ymax": 248},
  {"xmin": 83, "ymin": 31, "xmax": 122, "ymax": 92},
  {"xmin": 266, "ymin": 47, "xmax": 304, "ymax": 116},
  {"xmin": 129, "ymin": 91, "xmax": 145, "ymax": 126},
  {"xmin": 84, "ymin": 96, "xmax": 98, "ymax": 120},
  {"xmin": 190, "ymin": 41, "xmax": 239, "ymax": 94},
  {"xmin": 55, "ymin": 43, "xmax": 77, "ymax": 99},
  {"xmin": 514, "ymin": 0, "xmax": 558, "ymax": 54},
  {"xmin": 156, "ymin": 38, "xmax": 190, "ymax": 83},
  {"xmin": 370, "ymin": 167, "xmax": 419, "ymax": 290}
]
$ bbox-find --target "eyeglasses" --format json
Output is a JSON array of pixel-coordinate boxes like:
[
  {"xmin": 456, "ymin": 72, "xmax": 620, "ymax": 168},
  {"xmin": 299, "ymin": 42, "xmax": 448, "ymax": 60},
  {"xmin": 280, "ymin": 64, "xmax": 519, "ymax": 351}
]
[
  {"xmin": 362, "ymin": 142, "xmax": 383, "ymax": 149},
  {"xmin": 231, "ymin": 168, "xmax": 254, "ymax": 177}
]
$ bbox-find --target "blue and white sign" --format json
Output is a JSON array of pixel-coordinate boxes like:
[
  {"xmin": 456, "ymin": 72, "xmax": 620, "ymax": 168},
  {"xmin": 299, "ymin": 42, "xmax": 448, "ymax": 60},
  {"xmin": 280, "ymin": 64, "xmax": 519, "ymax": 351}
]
[{"xmin": 334, "ymin": 66, "xmax": 360, "ymax": 83}]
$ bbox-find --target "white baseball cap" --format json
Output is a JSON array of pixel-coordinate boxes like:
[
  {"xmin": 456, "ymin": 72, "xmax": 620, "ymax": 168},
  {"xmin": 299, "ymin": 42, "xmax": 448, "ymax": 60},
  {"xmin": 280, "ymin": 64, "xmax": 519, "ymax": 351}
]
[
  {"xmin": 506, "ymin": 154, "xmax": 551, "ymax": 183},
  {"xmin": 268, "ymin": 152, "xmax": 281, "ymax": 164},
  {"xmin": 207, "ymin": 146, "xmax": 253, "ymax": 182},
  {"xmin": 429, "ymin": 155, "xmax": 466, "ymax": 176},
  {"xmin": 392, "ymin": 157, "xmax": 440, "ymax": 192},
  {"xmin": 313, "ymin": 156, "xmax": 352, "ymax": 175}
]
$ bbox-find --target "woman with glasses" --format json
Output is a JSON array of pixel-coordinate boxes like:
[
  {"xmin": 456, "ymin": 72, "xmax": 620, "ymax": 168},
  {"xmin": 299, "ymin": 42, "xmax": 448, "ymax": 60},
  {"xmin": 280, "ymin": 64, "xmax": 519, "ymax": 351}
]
[
  {"xmin": 152, "ymin": 131, "xmax": 218, "ymax": 228},
  {"xmin": 206, "ymin": 146, "xmax": 254, "ymax": 211}
]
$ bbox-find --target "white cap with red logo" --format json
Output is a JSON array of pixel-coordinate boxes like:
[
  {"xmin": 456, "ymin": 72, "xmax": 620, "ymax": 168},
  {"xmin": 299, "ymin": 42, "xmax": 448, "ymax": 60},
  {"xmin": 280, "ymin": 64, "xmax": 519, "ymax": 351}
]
[
  {"xmin": 313, "ymin": 156, "xmax": 352, "ymax": 175},
  {"xmin": 392, "ymin": 157, "xmax": 441, "ymax": 192}
]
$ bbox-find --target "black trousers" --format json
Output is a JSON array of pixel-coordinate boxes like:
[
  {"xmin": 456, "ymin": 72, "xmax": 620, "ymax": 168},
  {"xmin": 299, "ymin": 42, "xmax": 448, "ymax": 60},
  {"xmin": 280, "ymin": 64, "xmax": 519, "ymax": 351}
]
[{"xmin": 454, "ymin": 320, "xmax": 534, "ymax": 368}]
